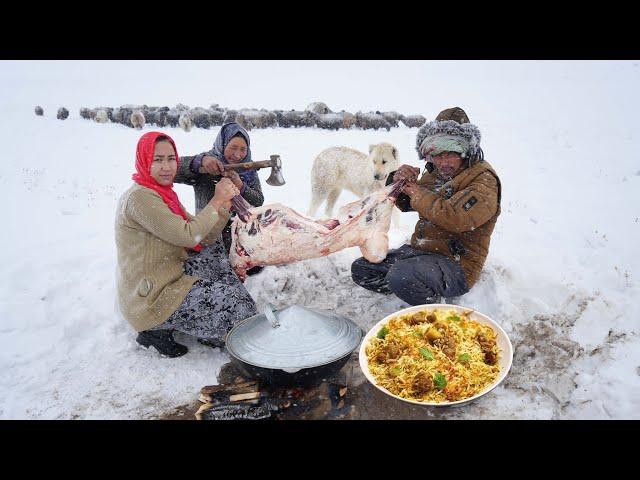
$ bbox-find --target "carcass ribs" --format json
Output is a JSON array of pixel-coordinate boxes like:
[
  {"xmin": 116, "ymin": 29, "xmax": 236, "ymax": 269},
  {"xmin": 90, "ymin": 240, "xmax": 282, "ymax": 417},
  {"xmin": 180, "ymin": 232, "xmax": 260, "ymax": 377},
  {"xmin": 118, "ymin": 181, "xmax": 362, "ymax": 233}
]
[{"xmin": 229, "ymin": 181, "xmax": 404, "ymax": 280}]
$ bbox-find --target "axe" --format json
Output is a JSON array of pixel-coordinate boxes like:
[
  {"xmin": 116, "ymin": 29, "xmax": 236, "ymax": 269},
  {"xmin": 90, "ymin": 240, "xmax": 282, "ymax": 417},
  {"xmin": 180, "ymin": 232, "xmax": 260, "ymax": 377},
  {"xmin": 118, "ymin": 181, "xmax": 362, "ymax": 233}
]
[{"xmin": 199, "ymin": 155, "xmax": 285, "ymax": 186}]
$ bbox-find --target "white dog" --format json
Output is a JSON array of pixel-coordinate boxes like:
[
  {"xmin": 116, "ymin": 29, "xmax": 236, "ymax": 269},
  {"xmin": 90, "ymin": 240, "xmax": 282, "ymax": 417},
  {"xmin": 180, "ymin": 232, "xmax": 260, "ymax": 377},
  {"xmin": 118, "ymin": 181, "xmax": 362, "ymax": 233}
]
[{"xmin": 307, "ymin": 143, "xmax": 400, "ymax": 225}]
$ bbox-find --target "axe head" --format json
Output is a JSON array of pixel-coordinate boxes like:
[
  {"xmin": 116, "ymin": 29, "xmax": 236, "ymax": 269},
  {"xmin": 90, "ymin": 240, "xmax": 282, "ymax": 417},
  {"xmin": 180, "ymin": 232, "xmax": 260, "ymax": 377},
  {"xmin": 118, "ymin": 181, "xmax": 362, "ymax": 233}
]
[{"xmin": 266, "ymin": 155, "xmax": 285, "ymax": 186}]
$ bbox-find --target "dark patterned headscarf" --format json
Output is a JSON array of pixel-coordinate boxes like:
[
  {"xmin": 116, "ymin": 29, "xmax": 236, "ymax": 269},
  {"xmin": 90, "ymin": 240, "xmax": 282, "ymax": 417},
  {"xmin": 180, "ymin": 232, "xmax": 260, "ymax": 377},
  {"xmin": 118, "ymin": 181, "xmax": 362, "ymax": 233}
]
[{"xmin": 209, "ymin": 122, "xmax": 257, "ymax": 184}]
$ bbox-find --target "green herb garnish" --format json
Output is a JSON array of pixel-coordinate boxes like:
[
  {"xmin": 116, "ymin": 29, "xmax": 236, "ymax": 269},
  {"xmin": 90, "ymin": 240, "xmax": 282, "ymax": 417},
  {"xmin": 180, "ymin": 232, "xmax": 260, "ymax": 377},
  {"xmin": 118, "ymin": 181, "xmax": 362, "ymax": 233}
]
[
  {"xmin": 419, "ymin": 347, "xmax": 434, "ymax": 360},
  {"xmin": 377, "ymin": 326, "xmax": 389, "ymax": 339},
  {"xmin": 433, "ymin": 372, "xmax": 447, "ymax": 389},
  {"xmin": 458, "ymin": 353, "xmax": 471, "ymax": 363},
  {"xmin": 447, "ymin": 315, "xmax": 461, "ymax": 322}
]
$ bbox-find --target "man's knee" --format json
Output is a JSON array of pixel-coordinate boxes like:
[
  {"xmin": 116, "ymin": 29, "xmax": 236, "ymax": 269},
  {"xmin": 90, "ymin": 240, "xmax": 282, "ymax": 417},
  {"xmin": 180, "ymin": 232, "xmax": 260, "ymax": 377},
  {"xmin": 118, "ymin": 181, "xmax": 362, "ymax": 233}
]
[
  {"xmin": 386, "ymin": 261, "xmax": 438, "ymax": 304},
  {"xmin": 351, "ymin": 257, "xmax": 391, "ymax": 293},
  {"xmin": 386, "ymin": 255, "xmax": 468, "ymax": 304}
]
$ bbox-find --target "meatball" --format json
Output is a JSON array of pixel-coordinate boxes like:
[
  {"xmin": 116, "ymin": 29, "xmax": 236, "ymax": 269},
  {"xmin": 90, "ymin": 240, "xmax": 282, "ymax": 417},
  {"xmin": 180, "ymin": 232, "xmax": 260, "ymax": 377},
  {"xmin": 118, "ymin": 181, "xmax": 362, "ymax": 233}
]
[
  {"xmin": 412, "ymin": 372, "xmax": 433, "ymax": 394},
  {"xmin": 375, "ymin": 342, "xmax": 401, "ymax": 363},
  {"xmin": 441, "ymin": 335, "xmax": 457, "ymax": 360},
  {"xmin": 406, "ymin": 312, "xmax": 426, "ymax": 325},
  {"xmin": 484, "ymin": 351, "xmax": 498, "ymax": 365},
  {"xmin": 477, "ymin": 332, "xmax": 498, "ymax": 365}
]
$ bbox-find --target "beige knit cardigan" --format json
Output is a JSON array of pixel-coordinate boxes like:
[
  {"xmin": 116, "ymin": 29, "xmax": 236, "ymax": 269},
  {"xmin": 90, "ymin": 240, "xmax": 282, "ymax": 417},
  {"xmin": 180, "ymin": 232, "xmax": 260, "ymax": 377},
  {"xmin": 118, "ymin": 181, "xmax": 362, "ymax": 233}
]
[{"xmin": 115, "ymin": 184, "xmax": 230, "ymax": 332}]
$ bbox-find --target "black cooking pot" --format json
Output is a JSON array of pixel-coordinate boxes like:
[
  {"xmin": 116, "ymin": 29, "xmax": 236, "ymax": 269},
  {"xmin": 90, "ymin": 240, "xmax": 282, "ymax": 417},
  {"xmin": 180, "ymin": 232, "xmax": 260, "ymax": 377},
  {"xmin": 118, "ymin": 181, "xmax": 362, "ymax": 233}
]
[{"xmin": 225, "ymin": 304, "xmax": 362, "ymax": 387}]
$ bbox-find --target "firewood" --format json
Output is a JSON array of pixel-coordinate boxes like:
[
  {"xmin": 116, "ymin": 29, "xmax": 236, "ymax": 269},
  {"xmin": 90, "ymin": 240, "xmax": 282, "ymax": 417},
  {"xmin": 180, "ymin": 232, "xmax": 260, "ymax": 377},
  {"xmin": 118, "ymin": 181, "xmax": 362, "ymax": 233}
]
[
  {"xmin": 199, "ymin": 384, "xmax": 261, "ymax": 404},
  {"xmin": 339, "ymin": 387, "xmax": 348, "ymax": 397},
  {"xmin": 229, "ymin": 391, "xmax": 261, "ymax": 402},
  {"xmin": 201, "ymin": 381, "xmax": 257, "ymax": 395},
  {"xmin": 195, "ymin": 402, "xmax": 216, "ymax": 420}
]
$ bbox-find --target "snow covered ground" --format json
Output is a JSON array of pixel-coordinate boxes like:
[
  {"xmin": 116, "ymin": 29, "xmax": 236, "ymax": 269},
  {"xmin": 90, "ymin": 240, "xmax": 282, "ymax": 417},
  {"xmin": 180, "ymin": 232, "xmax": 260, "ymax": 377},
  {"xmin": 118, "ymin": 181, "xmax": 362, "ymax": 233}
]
[{"xmin": 0, "ymin": 61, "xmax": 638, "ymax": 419}]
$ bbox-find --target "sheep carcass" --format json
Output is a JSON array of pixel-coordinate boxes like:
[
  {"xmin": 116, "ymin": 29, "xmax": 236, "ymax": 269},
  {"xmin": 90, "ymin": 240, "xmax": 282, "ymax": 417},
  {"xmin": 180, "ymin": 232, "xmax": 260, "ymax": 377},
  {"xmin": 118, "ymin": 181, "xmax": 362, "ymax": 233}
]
[{"xmin": 229, "ymin": 181, "xmax": 404, "ymax": 280}]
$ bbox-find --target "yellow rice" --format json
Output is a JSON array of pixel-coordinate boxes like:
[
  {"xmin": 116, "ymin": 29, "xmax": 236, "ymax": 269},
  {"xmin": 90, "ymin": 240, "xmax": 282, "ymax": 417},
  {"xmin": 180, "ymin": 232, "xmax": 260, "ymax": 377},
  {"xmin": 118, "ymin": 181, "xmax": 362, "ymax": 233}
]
[{"xmin": 365, "ymin": 309, "xmax": 501, "ymax": 403}]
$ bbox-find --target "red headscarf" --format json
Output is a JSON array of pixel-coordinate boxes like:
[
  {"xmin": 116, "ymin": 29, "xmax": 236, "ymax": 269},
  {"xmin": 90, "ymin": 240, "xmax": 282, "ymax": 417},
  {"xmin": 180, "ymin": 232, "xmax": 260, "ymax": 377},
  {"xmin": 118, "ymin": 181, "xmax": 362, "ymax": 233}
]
[{"xmin": 132, "ymin": 131, "xmax": 202, "ymax": 251}]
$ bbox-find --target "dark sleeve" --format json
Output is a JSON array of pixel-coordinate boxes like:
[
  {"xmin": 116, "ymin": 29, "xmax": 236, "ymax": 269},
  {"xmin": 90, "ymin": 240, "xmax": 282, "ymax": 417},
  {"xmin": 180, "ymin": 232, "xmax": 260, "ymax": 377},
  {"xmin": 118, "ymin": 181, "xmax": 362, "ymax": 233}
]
[
  {"xmin": 242, "ymin": 174, "xmax": 264, "ymax": 207},
  {"xmin": 385, "ymin": 171, "xmax": 414, "ymax": 212},
  {"xmin": 173, "ymin": 154, "xmax": 204, "ymax": 185}
]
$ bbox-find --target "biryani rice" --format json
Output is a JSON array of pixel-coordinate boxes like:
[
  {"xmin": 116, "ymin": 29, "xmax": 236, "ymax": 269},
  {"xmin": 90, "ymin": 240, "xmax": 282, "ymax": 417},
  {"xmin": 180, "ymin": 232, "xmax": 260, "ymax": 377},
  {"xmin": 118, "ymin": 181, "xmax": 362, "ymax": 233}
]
[{"xmin": 365, "ymin": 308, "xmax": 501, "ymax": 403}]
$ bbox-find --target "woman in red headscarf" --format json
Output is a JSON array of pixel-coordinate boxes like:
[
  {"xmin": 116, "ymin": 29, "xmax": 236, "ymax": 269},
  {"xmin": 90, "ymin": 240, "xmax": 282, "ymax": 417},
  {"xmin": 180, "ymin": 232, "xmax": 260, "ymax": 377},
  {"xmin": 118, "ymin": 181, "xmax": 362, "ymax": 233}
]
[{"xmin": 115, "ymin": 132, "xmax": 258, "ymax": 357}]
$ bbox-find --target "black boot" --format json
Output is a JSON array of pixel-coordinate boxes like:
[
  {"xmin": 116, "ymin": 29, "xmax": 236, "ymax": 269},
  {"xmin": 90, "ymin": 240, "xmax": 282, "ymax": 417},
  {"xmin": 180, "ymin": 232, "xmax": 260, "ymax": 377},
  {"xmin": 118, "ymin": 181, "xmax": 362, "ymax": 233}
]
[{"xmin": 136, "ymin": 330, "xmax": 188, "ymax": 358}]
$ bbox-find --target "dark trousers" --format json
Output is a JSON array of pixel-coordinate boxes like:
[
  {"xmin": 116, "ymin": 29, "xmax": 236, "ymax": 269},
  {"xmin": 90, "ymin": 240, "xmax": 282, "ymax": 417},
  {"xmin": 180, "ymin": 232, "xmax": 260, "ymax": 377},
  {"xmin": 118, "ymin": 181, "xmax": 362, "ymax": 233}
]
[{"xmin": 351, "ymin": 244, "xmax": 469, "ymax": 305}]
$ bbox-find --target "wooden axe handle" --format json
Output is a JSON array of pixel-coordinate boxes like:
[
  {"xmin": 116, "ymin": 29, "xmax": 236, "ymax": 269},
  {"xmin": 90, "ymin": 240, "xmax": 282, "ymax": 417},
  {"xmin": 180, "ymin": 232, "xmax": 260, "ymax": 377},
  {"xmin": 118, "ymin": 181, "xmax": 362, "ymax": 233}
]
[{"xmin": 223, "ymin": 160, "xmax": 273, "ymax": 171}]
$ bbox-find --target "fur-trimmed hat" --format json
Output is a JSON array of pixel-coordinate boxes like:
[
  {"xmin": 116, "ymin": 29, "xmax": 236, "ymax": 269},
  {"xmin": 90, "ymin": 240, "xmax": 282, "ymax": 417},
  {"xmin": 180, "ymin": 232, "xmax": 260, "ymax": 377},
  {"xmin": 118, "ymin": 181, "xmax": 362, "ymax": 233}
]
[{"xmin": 416, "ymin": 107, "xmax": 482, "ymax": 165}]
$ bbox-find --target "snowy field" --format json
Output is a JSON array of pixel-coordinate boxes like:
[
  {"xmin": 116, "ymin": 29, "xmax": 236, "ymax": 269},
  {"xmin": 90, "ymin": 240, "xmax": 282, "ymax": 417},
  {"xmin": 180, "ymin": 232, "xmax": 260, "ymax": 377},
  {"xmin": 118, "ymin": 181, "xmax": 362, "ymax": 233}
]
[{"xmin": 0, "ymin": 61, "xmax": 638, "ymax": 419}]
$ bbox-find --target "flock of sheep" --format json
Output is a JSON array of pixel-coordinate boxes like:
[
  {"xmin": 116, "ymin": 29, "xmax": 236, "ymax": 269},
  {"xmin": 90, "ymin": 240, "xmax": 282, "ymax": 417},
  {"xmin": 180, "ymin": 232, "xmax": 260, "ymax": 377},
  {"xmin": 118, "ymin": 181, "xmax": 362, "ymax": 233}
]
[{"xmin": 34, "ymin": 102, "xmax": 427, "ymax": 131}]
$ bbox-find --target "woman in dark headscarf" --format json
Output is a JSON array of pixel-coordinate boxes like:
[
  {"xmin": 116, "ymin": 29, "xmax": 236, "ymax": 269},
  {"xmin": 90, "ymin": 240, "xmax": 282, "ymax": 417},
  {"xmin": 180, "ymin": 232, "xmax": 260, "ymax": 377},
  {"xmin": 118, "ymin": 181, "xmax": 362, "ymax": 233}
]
[{"xmin": 174, "ymin": 123, "xmax": 264, "ymax": 259}]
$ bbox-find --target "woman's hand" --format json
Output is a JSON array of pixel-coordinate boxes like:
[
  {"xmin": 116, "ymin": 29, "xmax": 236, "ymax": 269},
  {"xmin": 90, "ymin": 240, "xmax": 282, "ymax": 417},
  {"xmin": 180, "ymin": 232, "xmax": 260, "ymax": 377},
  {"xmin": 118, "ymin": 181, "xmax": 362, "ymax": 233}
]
[
  {"xmin": 211, "ymin": 178, "xmax": 239, "ymax": 211},
  {"xmin": 202, "ymin": 155, "xmax": 225, "ymax": 176},
  {"xmin": 222, "ymin": 169, "xmax": 244, "ymax": 190}
]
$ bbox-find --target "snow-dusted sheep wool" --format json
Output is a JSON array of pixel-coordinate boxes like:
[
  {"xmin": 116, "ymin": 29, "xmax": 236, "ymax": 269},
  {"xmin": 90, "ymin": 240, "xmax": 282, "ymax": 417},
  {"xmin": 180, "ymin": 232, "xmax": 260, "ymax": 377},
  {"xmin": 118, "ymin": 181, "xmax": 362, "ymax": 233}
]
[{"xmin": 57, "ymin": 107, "xmax": 69, "ymax": 120}]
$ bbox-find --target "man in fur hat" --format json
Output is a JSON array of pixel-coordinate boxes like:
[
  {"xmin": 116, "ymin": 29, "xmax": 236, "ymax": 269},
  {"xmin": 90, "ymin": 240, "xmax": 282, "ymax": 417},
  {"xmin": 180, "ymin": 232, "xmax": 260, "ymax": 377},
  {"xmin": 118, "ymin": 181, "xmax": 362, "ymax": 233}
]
[{"xmin": 351, "ymin": 107, "xmax": 501, "ymax": 305}]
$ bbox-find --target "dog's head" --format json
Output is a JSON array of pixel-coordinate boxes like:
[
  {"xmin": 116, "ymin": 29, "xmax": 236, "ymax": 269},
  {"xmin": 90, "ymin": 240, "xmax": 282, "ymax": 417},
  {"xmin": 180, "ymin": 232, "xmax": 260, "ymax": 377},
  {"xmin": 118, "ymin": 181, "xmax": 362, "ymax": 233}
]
[{"xmin": 369, "ymin": 143, "xmax": 400, "ymax": 182}]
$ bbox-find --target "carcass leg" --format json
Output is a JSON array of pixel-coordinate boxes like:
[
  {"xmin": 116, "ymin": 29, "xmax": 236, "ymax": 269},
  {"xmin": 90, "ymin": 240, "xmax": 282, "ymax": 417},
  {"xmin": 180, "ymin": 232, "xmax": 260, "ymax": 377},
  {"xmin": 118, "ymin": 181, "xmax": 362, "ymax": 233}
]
[
  {"xmin": 359, "ymin": 231, "xmax": 389, "ymax": 263},
  {"xmin": 391, "ymin": 209, "xmax": 400, "ymax": 229}
]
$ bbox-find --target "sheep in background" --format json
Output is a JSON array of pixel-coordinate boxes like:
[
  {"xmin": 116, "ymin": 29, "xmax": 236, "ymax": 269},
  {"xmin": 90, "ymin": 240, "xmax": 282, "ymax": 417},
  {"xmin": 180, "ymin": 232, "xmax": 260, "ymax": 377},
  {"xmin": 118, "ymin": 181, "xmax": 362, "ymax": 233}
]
[
  {"xmin": 165, "ymin": 109, "xmax": 180, "ymax": 127},
  {"xmin": 190, "ymin": 108, "xmax": 212, "ymax": 129},
  {"xmin": 223, "ymin": 109, "xmax": 238, "ymax": 123},
  {"xmin": 399, "ymin": 114, "xmax": 426, "ymax": 128},
  {"xmin": 355, "ymin": 111, "xmax": 391, "ymax": 131},
  {"xmin": 315, "ymin": 113, "xmax": 343, "ymax": 130},
  {"xmin": 131, "ymin": 110, "xmax": 145, "ymax": 129},
  {"xmin": 380, "ymin": 111, "xmax": 400, "ymax": 127},
  {"xmin": 112, "ymin": 107, "xmax": 133, "ymax": 126},
  {"xmin": 236, "ymin": 109, "xmax": 275, "ymax": 130},
  {"xmin": 179, "ymin": 112, "xmax": 193, "ymax": 132},
  {"xmin": 148, "ymin": 108, "xmax": 170, "ymax": 127},
  {"xmin": 277, "ymin": 110, "xmax": 295, "ymax": 128},
  {"xmin": 95, "ymin": 109, "xmax": 109, "ymax": 123},
  {"xmin": 273, "ymin": 110, "xmax": 285, "ymax": 127},
  {"xmin": 281, "ymin": 110, "xmax": 316, "ymax": 127},
  {"xmin": 209, "ymin": 109, "xmax": 225, "ymax": 126},
  {"xmin": 261, "ymin": 109, "xmax": 278, "ymax": 128},
  {"xmin": 96, "ymin": 107, "xmax": 114, "ymax": 121},
  {"xmin": 337, "ymin": 111, "xmax": 356, "ymax": 129},
  {"xmin": 35, "ymin": 106, "xmax": 44, "ymax": 116},
  {"xmin": 306, "ymin": 102, "xmax": 332, "ymax": 115},
  {"xmin": 57, "ymin": 107, "xmax": 69, "ymax": 120},
  {"xmin": 79, "ymin": 108, "xmax": 92, "ymax": 120}
]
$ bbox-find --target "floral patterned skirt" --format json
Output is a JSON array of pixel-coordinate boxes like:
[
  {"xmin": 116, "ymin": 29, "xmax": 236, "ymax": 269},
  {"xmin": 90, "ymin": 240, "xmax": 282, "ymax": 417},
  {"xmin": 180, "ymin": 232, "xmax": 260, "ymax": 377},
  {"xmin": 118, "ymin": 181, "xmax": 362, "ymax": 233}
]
[{"xmin": 151, "ymin": 239, "xmax": 257, "ymax": 343}]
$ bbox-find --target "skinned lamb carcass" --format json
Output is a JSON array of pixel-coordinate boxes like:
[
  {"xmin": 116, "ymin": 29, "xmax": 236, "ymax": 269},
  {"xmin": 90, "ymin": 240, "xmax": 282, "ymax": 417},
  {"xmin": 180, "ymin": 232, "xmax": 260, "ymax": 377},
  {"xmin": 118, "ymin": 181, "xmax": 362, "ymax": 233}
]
[{"xmin": 229, "ymin": 181, "xmax": 404, "ymax": 281}]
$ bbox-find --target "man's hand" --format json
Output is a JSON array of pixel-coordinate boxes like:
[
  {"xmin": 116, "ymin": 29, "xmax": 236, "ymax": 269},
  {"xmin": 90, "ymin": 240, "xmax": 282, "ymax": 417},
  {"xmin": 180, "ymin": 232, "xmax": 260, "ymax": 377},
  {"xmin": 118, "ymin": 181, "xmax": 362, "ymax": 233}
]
[
  {"xmin": 401, "ymin": 182, "xmax": 421, "ymax": 197},
  {"xmin": 393, "ymin": 164, "xmax": 420, "ymax": 184},
  {"xmin": 202, "ymin": 155, "xmax": 225, "ymax": 176},
  {"xmin": 222, "ymin": 170, "xmax": 244, "ymax": 190}
]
